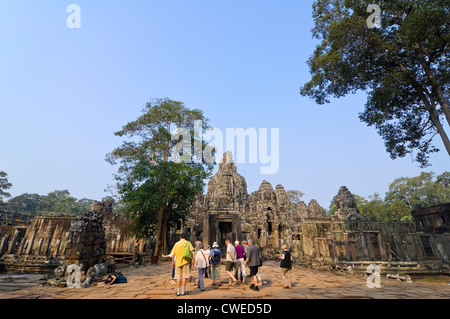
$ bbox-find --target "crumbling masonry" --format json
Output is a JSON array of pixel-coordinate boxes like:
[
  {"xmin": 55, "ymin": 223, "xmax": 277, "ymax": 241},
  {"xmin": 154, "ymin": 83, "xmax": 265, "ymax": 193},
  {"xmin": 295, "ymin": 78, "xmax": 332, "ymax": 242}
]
[{"xmin": 183, "ymin": 153, "xmax": 450, "ymax": 274}]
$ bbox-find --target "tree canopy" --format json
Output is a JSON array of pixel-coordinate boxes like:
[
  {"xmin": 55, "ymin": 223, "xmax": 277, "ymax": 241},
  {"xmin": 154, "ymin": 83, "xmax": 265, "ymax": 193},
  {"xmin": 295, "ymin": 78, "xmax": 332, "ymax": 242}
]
[
  {"xmin": 301, "ymin": 0, "xmax": 450, "ymax": 167},
  {"xmin": 286, "ymin": 190, "xmax": 305, "ymax": 210},
  {"xmin": 0, "ymin": 171, "xmax": 12, "ymax": 203}
]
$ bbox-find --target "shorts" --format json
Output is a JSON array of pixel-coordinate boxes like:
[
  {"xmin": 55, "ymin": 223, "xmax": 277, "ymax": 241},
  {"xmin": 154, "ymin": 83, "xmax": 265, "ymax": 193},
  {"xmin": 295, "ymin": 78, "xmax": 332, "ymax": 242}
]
[
  {"xmin": 174, "ymin": 263, "xmax": 191, "ymax": 280},
  {"xmin": 225, "ymin": 261, "xmax": 235, "ymax": 272},
  {"xmin": 249, "ymin": 266, "xmax": 259, "ymax": 277}
]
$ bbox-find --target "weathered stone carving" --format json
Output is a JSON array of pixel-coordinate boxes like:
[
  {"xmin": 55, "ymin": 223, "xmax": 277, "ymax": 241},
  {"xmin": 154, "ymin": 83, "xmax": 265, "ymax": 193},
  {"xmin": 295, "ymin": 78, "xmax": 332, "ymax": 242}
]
[{"xmin": 332, "ymin": 186, "xmax": 368, "ymax": 221}]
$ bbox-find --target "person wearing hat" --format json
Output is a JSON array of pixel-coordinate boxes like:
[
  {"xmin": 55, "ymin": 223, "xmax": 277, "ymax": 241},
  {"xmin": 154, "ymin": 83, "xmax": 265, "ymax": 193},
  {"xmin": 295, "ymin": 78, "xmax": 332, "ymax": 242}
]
[
  {"xmin": 209, "ymin": 242, "xmax": 223, "ymax": 286},
  {"xmin": 234, "ymin": 240, "xmax": 247, "ymax": 284}
]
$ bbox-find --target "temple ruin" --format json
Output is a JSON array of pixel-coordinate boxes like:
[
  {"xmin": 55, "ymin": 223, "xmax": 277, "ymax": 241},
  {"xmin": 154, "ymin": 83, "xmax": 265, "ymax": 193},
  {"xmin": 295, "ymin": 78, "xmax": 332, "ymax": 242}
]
[{"xmin": 182, "ymin": 152, "xmax": 450, "ymax": 274}]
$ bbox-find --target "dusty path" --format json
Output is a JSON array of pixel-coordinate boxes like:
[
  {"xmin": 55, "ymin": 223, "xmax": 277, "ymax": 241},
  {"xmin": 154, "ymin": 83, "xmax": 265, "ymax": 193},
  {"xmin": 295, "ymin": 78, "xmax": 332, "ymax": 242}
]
[{"xmin": 0, "ymin": 261, "xmax": 448, "ymax": 299}]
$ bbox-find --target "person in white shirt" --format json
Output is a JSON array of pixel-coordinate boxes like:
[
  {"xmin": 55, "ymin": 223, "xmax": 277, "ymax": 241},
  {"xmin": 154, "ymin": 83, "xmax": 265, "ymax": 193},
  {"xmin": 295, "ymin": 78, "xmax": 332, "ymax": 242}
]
[{"xmin": 194, "ymin": 242, "xmax": 210, "ymax": 291}]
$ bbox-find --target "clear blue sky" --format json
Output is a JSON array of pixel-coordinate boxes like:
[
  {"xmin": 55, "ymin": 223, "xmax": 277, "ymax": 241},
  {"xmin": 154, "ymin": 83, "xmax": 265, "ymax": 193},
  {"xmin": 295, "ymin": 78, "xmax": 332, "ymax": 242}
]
[{"xmin": 0, "ymin": 1, "xmax": 448, "ymax": 209}]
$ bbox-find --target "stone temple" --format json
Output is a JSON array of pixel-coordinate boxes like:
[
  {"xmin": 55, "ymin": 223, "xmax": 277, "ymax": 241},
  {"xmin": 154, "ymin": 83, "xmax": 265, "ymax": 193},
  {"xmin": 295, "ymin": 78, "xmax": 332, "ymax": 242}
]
[
  {"xmin": 181, "ymin": 152, "xmax": 450, "ymax": 272},
  {"xmin": 1, "ymin": 152, "xmax": 449, "ymax": 276}
]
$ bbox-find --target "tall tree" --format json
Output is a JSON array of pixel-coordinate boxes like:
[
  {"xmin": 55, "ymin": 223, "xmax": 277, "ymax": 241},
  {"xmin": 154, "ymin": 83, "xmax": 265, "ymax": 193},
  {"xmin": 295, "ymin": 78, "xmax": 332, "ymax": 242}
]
[
  {"xmin": 107, "ymin": 98, "xmax": 214, "ymax": 257},
  {"xmin": 301, "ymin": 0, "xmax": 450, "ymax": 167},
  {"xmin": 0, "ymin": 171, "xmax": 12, "ymax": 203},
  {"xmin": 8, "ymin": 193, "xmax": 42, "ymax": 215}
]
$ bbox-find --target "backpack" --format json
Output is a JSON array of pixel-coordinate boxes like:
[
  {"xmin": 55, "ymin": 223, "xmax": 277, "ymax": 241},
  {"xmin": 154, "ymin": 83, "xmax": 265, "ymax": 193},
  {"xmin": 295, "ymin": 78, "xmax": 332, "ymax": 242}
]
[
  {"xmin": 182, "ymin": 241, "xmax": 193, "ymax": 262},
  {"xmin": 211, "ymin": 249, "xmax": 221, "ymax": 264}
]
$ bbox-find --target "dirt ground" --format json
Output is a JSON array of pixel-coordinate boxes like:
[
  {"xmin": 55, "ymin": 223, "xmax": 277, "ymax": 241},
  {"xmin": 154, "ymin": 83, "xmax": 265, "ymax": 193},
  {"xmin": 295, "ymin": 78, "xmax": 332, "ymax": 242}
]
[{"xmin": 0, "ymin": 260, "xmax": 449, "ymax": 299}]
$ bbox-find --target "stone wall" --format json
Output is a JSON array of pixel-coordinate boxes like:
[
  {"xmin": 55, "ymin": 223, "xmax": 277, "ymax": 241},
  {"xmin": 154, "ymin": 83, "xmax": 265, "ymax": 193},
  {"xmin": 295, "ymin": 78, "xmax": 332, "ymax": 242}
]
[
  {"xmin": 0, "ymin": 200, "xmax": 142, "ymax": 273},
  {"xmin": 411, "ymin": 203, "xmax": 450, "ymax": 262},
  {"xmin": 412, "ymin": 203, "xmax": 450, "ymax": 234}
]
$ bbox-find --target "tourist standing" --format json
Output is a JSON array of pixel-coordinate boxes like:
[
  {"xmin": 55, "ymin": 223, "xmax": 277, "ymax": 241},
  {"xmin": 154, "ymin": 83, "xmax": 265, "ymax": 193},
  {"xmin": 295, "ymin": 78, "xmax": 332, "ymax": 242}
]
[
  {"xmin": 244, "ymin": 238, "xmax": 260, "ymax": 291},
  {"xmin": 170, "ymin": 233, "xmax": 194, "ymax": 296},
  {"xmin": 234, "ymin": 241, "xmax": 246, "ymax": 284},
  {"xmin": 194, "ymin": 243, "xmax": 209, "ymax": 291},
  {"xmin": 209, "ymin": 242, "xmax": 223, "ymax": 286},
  {"xmin": 242, "ymin": 240, "xmax": 249, "ymax": 281},
  {"xmin": 279, "ymin": 245, "xmax": 293, "ymax": 289},
  {"xmin": 256, "ymin": 249, "xmax": 263, "ymax": 287},
  {"xmin": 225, "ymin": 238, "xmax": 238, "ymax": 286}
]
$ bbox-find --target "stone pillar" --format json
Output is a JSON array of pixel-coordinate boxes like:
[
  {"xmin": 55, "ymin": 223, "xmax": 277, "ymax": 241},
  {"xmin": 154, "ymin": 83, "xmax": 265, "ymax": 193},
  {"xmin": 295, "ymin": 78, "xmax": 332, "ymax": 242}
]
[
  {"xmin": 360, "ymin": 233, "xmax": 369, "ymax": 259},
  {"xmin": 202, "ymin": 215, "xmax": 210, "ymax": 248},
  {"xmin": 410, "ymin": 234, "xmax": 422, "ymax": 261},
  {"xmin": 214, "ymin": 221, "xmax": 219, "ymax": 244},
  {"xmin": 273, "ymin": 223, "xmax": 280, "ymax": 248},
  {"xmin": 386, "ymin": 242, "xmax": 392, "ymax": 264},
  {"xmin": 44, "ymin": 232, "xmax": 54, "ymax": 257},
  {"xmin": 6, "ymin": 230, "xmax": 19, "ymax": 254},
  {"xmin": 36, "ymin": 238, "xmax": 44, "ymax": 255},
  {"xmin": 53, "ymin": 239, "xmax": 61, "ymax": 258},
  {"xmin": 343, "ymin": 233, "xmax": 351, "ymax": 260},
  {"xmin": 376, "ymin": 232, "xmax": 386, "ymax": 260},
  {"xmin": 232, "ymin": 215, "xmax": 240, "ymax": 243},
  {"xmin": 0, "ymin": 234, "xmax": 10, "ymax": 254},
  {"xmin": 26, "ymin": 228, "xmax": 37, "ymax": 255},
  {"xmin": 116, "ymin": 234, "xmax": 121, "ymax": 252}
]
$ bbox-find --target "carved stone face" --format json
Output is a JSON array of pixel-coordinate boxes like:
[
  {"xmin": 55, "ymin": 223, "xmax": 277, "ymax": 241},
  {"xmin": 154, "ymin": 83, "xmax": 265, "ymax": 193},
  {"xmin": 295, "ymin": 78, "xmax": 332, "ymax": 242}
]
[{"xmin": 205, "ymin": 152, "xmax": 249, "ymax": 212}]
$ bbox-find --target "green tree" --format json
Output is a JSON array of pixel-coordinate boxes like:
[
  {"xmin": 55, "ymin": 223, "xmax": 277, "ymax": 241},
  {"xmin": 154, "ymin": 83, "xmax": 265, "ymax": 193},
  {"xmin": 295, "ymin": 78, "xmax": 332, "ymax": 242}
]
[
  {"xmin": 387, "ymin": 200, "xmax": 412, "ymax": 222},
  {"xmin": 301, "ymin": 0, "xmax": 450, "ymax": 167},
  {"xmin": 436, "ymin": 171, "xmax": 450, "ymax": 187},
  {"xmin": 327, "ymin": 195, "xmax": 337, "ymax": 216},
  {"xmin": 35, "ymin": 190, "xmax": 90, "ymax": 215},
  {"xmin": 385, "ymin": 171, "xmax": 450, "ymax": 210},
  {"xmin": 107, "ymin": 98, "xmax": 214, "ymax": 257},
  {"xmin": 359, "ymin": 193, "xmax": 387, "ymax": 221},
  {"xmin": 8, "ymin": 193, "xmax": 42, "ymax": 220},
  {"xmin": 76, "ymin": 198, "xmax": 95, "ymax": 215},
  {"xmin": 0, "ymin": 171, "xmax": 12, "ymax": 202}
]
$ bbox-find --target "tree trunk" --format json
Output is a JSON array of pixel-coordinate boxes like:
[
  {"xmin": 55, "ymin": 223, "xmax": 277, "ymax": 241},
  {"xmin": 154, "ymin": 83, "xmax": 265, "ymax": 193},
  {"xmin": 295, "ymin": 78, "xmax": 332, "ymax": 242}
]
[
  {"xmin": 153, "ymin": 206, "xmax": 171, "ymax": 260},
  {"xmin": 153, "ymin": 205, "xmax": 165, "ymax": 258},
  {"xmin": 428, "ymin": 105, "xmax": 450, "ymax": 157},
  {"xmin": 411, "ymin": 77, "xmax": 450, "ymax": 157}
]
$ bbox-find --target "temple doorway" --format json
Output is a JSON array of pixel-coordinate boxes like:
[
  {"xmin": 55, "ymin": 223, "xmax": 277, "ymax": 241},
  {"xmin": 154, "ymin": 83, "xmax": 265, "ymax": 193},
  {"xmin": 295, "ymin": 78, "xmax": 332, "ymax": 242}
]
[{"xmin": 218, "ymin": 221, "xmax": 232, "ymax": 249}]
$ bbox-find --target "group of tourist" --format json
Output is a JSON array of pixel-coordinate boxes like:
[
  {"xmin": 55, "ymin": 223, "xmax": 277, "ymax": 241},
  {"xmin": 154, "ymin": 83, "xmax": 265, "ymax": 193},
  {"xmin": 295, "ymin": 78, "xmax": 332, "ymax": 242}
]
[{"xmin": 167, "ymin": 233, "xmax": 293, "ymax": 296}]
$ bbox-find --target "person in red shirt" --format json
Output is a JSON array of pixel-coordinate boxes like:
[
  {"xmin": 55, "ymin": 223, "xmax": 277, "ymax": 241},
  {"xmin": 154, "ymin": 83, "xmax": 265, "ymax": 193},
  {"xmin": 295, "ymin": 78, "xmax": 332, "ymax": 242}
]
[{"xmin": 234, "ymin": 241, "xmax": 247, "ymax": 284}]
